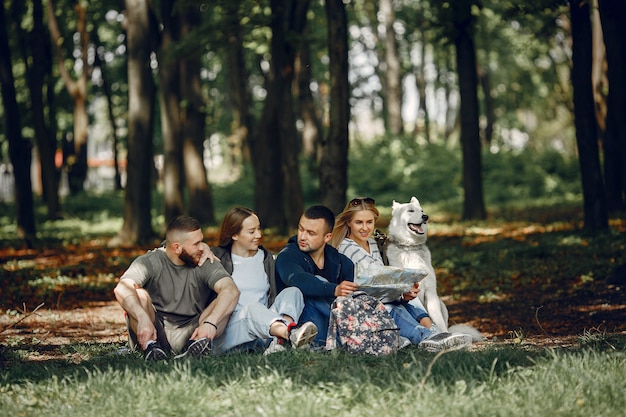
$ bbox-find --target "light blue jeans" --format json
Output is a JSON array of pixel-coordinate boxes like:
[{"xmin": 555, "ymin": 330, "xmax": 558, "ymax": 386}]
[
  {"xmin": 212, "ymin": 287, "xmax": 304, "ymax": 354},
  {"xmin": 386, "ymin": 302, "xmax": 436, "ymax": 344}
]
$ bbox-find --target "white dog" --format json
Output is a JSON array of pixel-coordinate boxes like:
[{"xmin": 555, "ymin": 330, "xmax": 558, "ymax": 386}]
[{"xmin": 384, "ymin": 196, "xmax": 483, "ymax": 341}]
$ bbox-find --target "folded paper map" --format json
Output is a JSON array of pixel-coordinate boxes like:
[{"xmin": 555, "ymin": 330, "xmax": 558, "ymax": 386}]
[{"xmin": 355, "ymin": 264, "xmax": 428, "ymax": 301}]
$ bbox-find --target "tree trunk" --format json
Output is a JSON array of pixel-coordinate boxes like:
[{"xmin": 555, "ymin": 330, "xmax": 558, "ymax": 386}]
[
  {"xmin": 598, "ymin": 0, "xmax": 626, "ymax": 215},
  {"xmin": 320, "ymin": 0, "xmax": 349, "ymax": 214},
  {"xmin": 379, "ymin": 0, "xmax": 403, "ymax": 135},
  {"xmin": 254, "ymin": 0, "xmax": 305, "ymax": 231},
  {"xmin": 296, "ymin": 27, "xmax": 324, "ymax": 161},
  {"xmin": 0, "ymin": 2, "xmax": 36, "ymax": 245},
  {"xmin": 117, "ymin": 0, "xmax": 157, "ymax": 244},
  {"xmin": 92, "ymin": 28, "xmax": 123, "ymax": 191},
  {"xmin": 47, "ymin": 0, "xmax": 89, "ymax": 194},
  {"xmin": 478, "ymin": 66, "xmax": 495, "ymax": 145},
  {"xmin": 181, "ymin": 4, "xmax": 215, "ymax": 225},
  {"xmin": 570, "ymin": 0, "xmax": 608, "ymax": 232},
  {"xmin": 223, "ymin": 1, "xmax": 254, "ymax": 175},
  {"xmin": 16, "ymin": 0, "xmax": 60, "ymax": 219},
  {"xmin": 453, "ymin": 2, "xmax": 486, "ymax": 220},
  {"xmin": 159, "ymin": 0, "xmax": 185, "ymax": 224},
  {"xmin": 414, "ymin": 31, "xmax": 430, "ymax": 142}
]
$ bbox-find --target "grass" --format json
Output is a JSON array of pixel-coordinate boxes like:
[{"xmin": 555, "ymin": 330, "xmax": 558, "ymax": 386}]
[
  {"xmin": 1, "ymin": 187, "xmax": 626, "ymax": 416},
  {"xmin": 0, "ymin": 341, "xmax": 625, "ymax": 416}
]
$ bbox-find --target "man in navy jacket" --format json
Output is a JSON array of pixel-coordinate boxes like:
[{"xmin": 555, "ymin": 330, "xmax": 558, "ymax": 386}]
[{"xmin": 276, "ymin": 205, "xmax": 357, "ymax": 346}]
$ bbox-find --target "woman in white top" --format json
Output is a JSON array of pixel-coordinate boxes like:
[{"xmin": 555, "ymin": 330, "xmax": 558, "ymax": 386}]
[
  {"xmin": 330, "ymin": 198, "xmax": 469, "ymax": 351},
  {"xmin": 210, "ymin": 207, "xmax": 317, "ymax": 355}
]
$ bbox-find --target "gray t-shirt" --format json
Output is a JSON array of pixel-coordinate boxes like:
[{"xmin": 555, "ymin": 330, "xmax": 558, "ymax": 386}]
[{"xmin": 120, "ymin": 249, "xmax": 230, "ymax": 326}]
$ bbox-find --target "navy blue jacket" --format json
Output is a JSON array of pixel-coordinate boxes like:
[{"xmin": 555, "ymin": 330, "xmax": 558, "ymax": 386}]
[{"xmin": 275, "ymin": 236, "xmax": 354, "ymax": 302}]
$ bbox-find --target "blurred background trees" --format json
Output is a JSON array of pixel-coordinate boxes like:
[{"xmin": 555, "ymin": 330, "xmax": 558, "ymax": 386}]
[{"xmin": 0, "ymin": 0, "xmax": 624, "ymax": 245}]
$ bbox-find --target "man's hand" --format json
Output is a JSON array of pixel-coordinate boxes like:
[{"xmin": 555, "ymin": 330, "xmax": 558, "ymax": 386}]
[
  {"xmin": 198, "ymin": 242, "xmax": 219, "ymax": 266},
  {"xmin": 334, "ymin": 280, "xmax": 359, "ymax": 297},
  {"xmin": 191, "ymin": 321, "xmax": 218, "ymax": 341}
]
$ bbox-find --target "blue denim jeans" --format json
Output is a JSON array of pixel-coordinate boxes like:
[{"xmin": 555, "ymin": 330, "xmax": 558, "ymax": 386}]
[
  {"xmin": 298, "ymin": 297, "xmax": 332, "ymax": 346},
  {"xmin": 386, "ymin": 302, "xmax": 435, "ymax": 344},
  {"xmin": 213, "ymin": 287, "xmax": 304, "ymax": 354}
]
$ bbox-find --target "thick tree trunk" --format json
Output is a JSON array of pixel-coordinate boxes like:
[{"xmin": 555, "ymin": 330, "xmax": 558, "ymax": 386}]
[
  {"xmin": 598, "ymin": 0, "xmax": 626, "ymax": 215},
  {"xmin": 254, "ymin": 0, "xmax": 305, "ymax": 231},
  {"xmin": 117, "ymin": 0, "xmax": 156, "ymax": 244},
  {"xmin": 17, "ymin": 0, "xmax": 60, "ymax": 219},
  {"xmin": 453, "ymin": 2, "xmax": 486, "ymax": 220},
  {"xmin": 181, "ymin": 4, "xmax": 215, "ymax": 225},
  {"xmin": 0, "ymin": 2, "xmax": 36, "ymax": 244},
  {"xmin": 570, "ymin": 0, "xmax": 608, "ymax": 232},
  {"xmin": 159, "ymin": 0, "xmax": 185, "ymax": 224},
  {"xmin": 320, "ymin": 0, "xmax": 349, "ymax": 214}
]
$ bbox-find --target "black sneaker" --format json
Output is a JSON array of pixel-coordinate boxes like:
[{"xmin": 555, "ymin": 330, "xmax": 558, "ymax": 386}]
[
  {"xmin": 144, "ymin": 341, "xmax": 168, "ymax": 361},
  {"xmin": 173, "ymin": 337, "xmax": 212, "ymax": 359}
]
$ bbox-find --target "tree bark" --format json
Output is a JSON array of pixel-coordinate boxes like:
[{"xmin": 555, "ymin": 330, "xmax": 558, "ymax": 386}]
[
  {"xmin": 598, "ymin": 0, "xmax": 626, "ymax": 215},
  {"xmin": 320, "ymin": 0, "xmax": 349, "ymax": 214},
  {"xmin": 46, "ymin": 0, "xmax": 89, "ymax": 194},
  {"xmin": 158, "ymin": 0, "xmax": 185, "ymax": 224},
  {"xmin": 0, "ymin": 1, "xmax": 36, "ymax": 244},
  {"xmin": 453, "ymin": 2, "xmax": 486, "ymax": 220},
  {"xmin": 92, "ymin": 28, "xmax": 123, "ymax": 191},
  {"xmin": 414, "ymin": 31, "xmax": 430, "ymax": 142},
  {"xmin": 16, "ymin": 0, "xmax": 60, "ymax": 219},
  {"xmin": 478, "ymin": 66, "xmax": 495, "ymax": 145},
  {"xmin": 254, "ymin": 0, "xmax": 305, "ymax": 231},
  {"xmin": 296, "ymin": 24, "xmax": 324, "ymax": 161},
  {"xmin": 224, "ymin": 1, "xmax": 254, "ymax": 171},
  {"xmin": 570, "ymin": 0, "xmax": 608, "ymax": 232},
  {"xmin": 380, "ymin": 0, "xmax": 403, "ymax": 135},
  {"xmin": 117, "ymin": 0, "xmax": 157, "ymax": 244},
  {"xmin": 181, "ymin": 3, "xmax": 215, "ymax": 225}
]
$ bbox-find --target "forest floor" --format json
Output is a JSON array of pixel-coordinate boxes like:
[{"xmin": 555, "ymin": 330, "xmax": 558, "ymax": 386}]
[{"xmin": 1, "ymin": 224, "xmax": 626, "ymax": 362}]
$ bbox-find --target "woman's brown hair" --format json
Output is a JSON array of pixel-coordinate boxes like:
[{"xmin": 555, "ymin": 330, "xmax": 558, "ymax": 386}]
[{"xmin": 218, "ymin": 207, "xmax": 257, "ymax": 247}]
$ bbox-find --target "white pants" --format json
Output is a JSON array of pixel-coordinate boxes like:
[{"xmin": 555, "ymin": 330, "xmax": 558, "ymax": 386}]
[{"xmin": 212, "ymin": 287, "xmax": 305, "ymax": 354}]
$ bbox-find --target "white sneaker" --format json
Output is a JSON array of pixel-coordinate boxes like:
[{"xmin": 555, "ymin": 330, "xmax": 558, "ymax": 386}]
[
  {"xmin": 288, "ymin": 322, "xmax": 318, "ymax": 349},
  {"xmin": 419, "ymin": 332, "xmax": 473, "ymax": 352},
  {"xmin": 263, "ymin": 338, "xmax": 287, "ymax": 356}
]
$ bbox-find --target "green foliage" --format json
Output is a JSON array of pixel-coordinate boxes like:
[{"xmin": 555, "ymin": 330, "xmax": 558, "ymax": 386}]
[
  {"xmin": 345, "ymin": 137, "xmax": 581, "ymax": 212},
  {"xmin": 483, "ymin": 148, "xmax": 581, "ymax": 206}
]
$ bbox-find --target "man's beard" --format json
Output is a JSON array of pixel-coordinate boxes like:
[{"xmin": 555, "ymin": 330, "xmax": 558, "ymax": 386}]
[{"xmin": 179, "ymin": 248, "xmax": 200, "ymax": 266}]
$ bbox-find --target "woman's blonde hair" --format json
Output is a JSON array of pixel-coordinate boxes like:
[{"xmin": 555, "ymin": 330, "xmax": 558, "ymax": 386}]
[{"xmin": 330, "ymin": 197, "xmax": 379, "ymax": 248}]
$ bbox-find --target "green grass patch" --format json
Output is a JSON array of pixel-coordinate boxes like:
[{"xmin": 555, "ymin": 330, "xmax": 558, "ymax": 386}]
[{"xmin": 0, "ymin": 342, "xmax": 625, "ymax": 416}]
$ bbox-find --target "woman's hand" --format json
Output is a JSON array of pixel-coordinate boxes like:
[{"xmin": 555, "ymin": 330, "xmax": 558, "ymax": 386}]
[
  {"xmin": 401, "ymin": 283, "xmax": 420, "ymax": 301},
  {"xmin": 198, "ymin": 242, "xmax": 219, "ymax": 266}
]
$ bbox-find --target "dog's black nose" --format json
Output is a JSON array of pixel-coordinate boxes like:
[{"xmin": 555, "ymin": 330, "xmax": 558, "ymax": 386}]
[{"xmin": 422, "ymin": 214, "xmax": 429, "ymax": 222}]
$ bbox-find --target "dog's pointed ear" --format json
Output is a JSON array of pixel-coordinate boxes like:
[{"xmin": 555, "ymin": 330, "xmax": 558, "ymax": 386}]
[
  {"xmin": 410, "ymin": 196, "xmax": 419, "ymax": 205},
  {"xmin": 392, "ymin": 200, "xmax": 400, "ymax": 210}
]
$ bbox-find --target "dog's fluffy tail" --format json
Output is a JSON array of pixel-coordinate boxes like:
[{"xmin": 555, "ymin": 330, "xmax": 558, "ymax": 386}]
[{"xmin": 449, "ymin": 324, "xmax": 485, "ymax": 342}]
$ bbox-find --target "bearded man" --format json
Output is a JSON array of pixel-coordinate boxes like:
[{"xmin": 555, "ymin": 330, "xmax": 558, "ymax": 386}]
[{"xmin": 114, "ymin": 215, "xmax": 240, "ymax": 361}]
